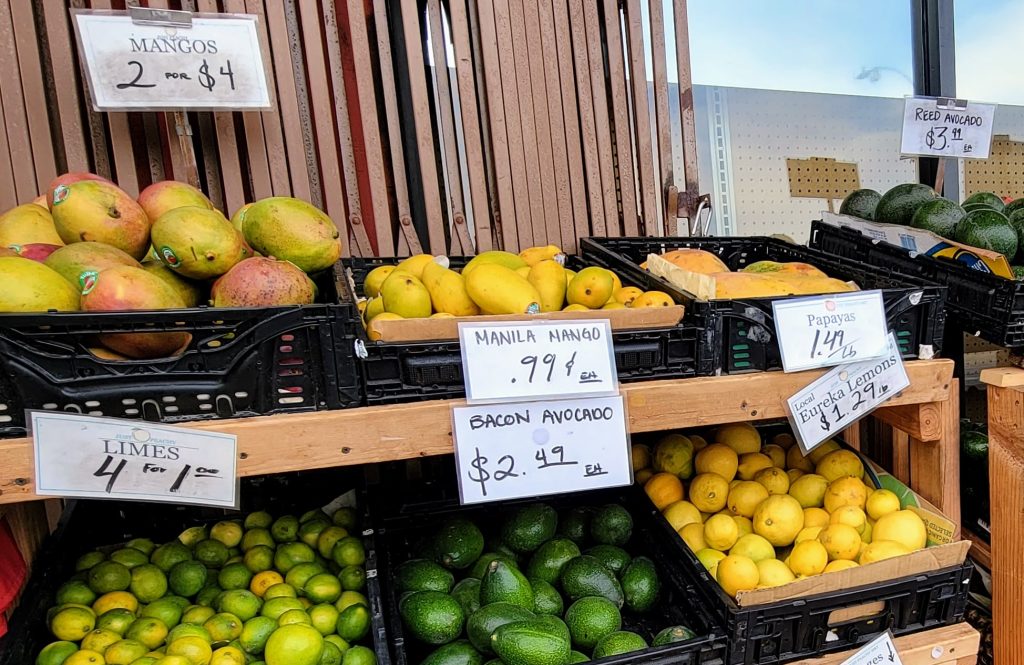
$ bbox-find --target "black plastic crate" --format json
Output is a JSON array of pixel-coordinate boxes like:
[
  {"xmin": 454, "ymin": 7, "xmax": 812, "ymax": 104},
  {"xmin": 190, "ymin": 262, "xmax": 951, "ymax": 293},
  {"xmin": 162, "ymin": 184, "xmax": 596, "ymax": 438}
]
[
  {"xmin": 342, "ymin": 256, "xmax": 706, "ymax": 404},
  {"xmin": 809, "ymin": 219, "xmax": 1024, "ymax": 347},
  {"xmin": 581, "ymin": 236, "xmax": 946, "ymax": 374},
  {"xmin": 368, "ymin": 463, "xmax": 728, "ymax": 665},
  {"xmin": 0, "ymin": 264, "xmax": 362, "ymax": 438},
  {"xmin": 0, "ymin": 467, "xmax": 390, "ymax": 665}
]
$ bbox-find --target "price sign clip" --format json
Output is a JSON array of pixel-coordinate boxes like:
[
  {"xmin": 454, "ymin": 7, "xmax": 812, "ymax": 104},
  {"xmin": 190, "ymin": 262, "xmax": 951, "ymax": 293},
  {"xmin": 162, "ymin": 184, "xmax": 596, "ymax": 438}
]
[
  {"xmin": 935, "ymin": 97, "xmax": 968, "ymax": 111},
  {"xmin": 129, "ymin": 7, "xmax": 192, "ymax": 28}
]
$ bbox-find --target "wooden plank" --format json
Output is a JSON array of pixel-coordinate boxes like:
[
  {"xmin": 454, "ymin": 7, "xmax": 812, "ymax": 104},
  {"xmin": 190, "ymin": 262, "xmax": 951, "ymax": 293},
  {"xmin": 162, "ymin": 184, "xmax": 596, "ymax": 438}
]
[
  {"xmin": 892, "ymin": 428, "xmax": 911, "ymax": 486},
  {"xmin": 42, "ymin": 0, "xmax": 89, "ymax": 172},
  {"xmin": 788, "ymin": 624, "xmax": 978, "ymax": 665},
  {"xmin": 0, "ymin": 61, "xmax": 18, "ymax": 210},
  {"xmin": 648, "ymin": 0, "xmax": 672, "ymax": 233},
  {"xmin": 0, "ymin": 1, "xmax": 41, "ymax": 201},
  {"xmin": 146, "ymin": 0, "xmax": 188, "ymax": 184},
  {"xmin": 909, "ymin": 379, "xmax": 960, "ymax": 526},
  {"xmin": 603, "ymin": 0, "xmax": 638, "ymax": 236},
  {"xmin": 979, "ymin": 366, "xmax": 1024, "ymax": 387},
  {"xmin": 551, "ymin": 0, "xmax": 589, "ymax": 251},
  {"xmin": 582, "ymin": 0, "xmax": 620, "ymax": 235},
  {"xmin": 873, "ymin": 403, "xmax": 942, "ymax": 442},
  {"xmin": 624, "ymin": 0, "xmax": 657, "ymax": 234},
  {"xmin": 522, "ymin": 0, "xmax": 560, "ymax": 248},
  {"xmin": 245, "ymin": 0, "xmax": 290, "ymax": 197},
  {"xmin": 88, "ymin": 0, "xmax": 137, "ymax": 195},
  {"xmin": 568, "ymin": 0, "xmax": 606, "ymax": 238},
  {"xmin": 11, "ymin": 1, "xmax": 56, "ymax": 191},
  {"xmin": 962, "ymin": 527, "xmax": 991, "ymax": 571},
  {"xmin": 0, "ymin": 359, "xmax": 955, "ymax": 504},
  {"xmin": 671, "ymin": 0, "xmax": 700, "ymax": 215}
]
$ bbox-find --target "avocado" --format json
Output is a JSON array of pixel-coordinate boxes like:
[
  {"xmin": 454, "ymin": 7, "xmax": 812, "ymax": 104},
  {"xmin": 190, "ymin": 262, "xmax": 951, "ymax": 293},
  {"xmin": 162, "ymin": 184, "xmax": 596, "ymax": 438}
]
[
  {"xmin": 451, "ymin": 578, "xmax": 482, "ymax": 617},
  {"xmin": 529, "ymin": 579, "xmax": 564, "ymax": 616},
  {"xmin": 583, "ymin": 545, "xmax": 631, "ymax": 577},
  {"xmin": 1013, "ymin": 266, "xmax": 1024, "ymax": 280},
  {"xmin": 1007, "ymin": 209, "xmax": 1024, "ymax": 259},
  {"xmin": 560, "ymin": 556, "xmax": 623, "ymax": 607},
  {"xmin": 875, "ymin": 184, "xmax": 938, "ymax": 226},
  {"xmin": 568, "ymin": 651, "xmax": 589, "ymax": 663},
  {"xmin": 592, "ymin": 631, "xmax": 648, "ymax": 659},
  {"xmin": 396, "ymin": 559, "xmax": 455, "ymax": 593},
  {"xmin": 480, "ymin": 560, "xmax": 534, "ymax": 610},
  {"xmin": 491, "ymin": 619, "xmax": 571, "ymax": 665},
  {"xmin": 962, "ymin": 430, "xmax": 988, "ymax": 465},
  {"xmin": 1005, "ymin": 198, "xmax": 1024, "ymax": 218},
  {"xmin": 532, "ymin": 615, "xmax": 571, "ymax": 643},
  {"xmin": 954, "ymin": 209, "xmax": 1018, "ymax": 259},
  {"xmin": 588, "ymin": 505, "xmax": 632, "ymax": 546},
  {"xmin": 469, "ymin": 552, "xmax": 518, "ymax": 580},
  {"xmin": 620, "ymin": 556, "xmax": 660, "ymax": 613},
  {"xmin": 421, "ymin": 640, "xmax": 484, "ymax": 665},
  {"xmin": 525, "ymin": 539, "xmax": 581, "ymax": 585},
  {"xmin": 839, "ymin": 189, "xmax": 882, "ymax": 220},
  {"xmin": 501, "ymin": 504, "xmax": 558, "ymax": 553},
  {"xmin": 963, "ymin": 191, "xmax": 1005, "ymax": 212},
  {"xmin": 652, "ymin": 625, "xmax": 698, "ymax": 646},
  {"xmin": 556, "ymin": 508, "xmax": 591, "ymax": 545},
  {"xmin": 433, "ymin": 519, "xmax": 485, "ymax": 570},
  {"xmin": 466, "ymin": 602, "xmax": 536, "ymax": 654},
  {"xmin": 564, "ymin": 596, "xmax": 621, "ymax": 650},
  {"xmin": 399, "ymin": 590, "xmax": 465, "ymax": 645},
  {"xmin": 910, "ymin": 198, "xmax": 965, "ymax": 238}
]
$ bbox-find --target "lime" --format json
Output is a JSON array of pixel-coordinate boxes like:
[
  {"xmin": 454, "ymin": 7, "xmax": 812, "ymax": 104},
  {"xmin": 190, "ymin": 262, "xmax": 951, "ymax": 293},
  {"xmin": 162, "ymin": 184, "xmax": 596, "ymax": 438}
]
[
  {"xmin": 181, "ymin": 605, "xmax": 216, "ymax": 626},
  {"xmin": 278, "ymin": 608, "xmax": 312, "ymax": 626},
  {"xmin": 224, "ymin": 556, "xmax": 243, "ymax": 567},
  {"xmin": 131, "ymin": 658, "xmax": 159, "ymax": 665},
  {"xmin": 337, "ymin": 568, "xmax": 364, "ymax": 593},
  {"xmin": 316, "ymin": 528, "xmax": 349, "ymax": 560},
  {"xmin": 250, "ymin": 571, "xmax": 284, "ymax": 598},
  {"xmin": 218, "ymin": 563, "xmax": 253, "ymax": 591},
  {"xmin": 179, "ymin": 526, "xmax": 209, "ymax": 548},
  {"xmin": 319, "ymin": 641, "xmax": 343, "ymax": 665},
  {"xmin": 216, "ymin": 590, "xmax": 262, "ymax": 621},
  {"xmin": 89, "ymin": 561, "xmax": 132, "ymax": 594},
  {"xmin": 331, "ymin": 509, "xmax": 357, "ymax": 531},
  {"xmin": 169, "ymin": 561, "xmax": 208, "ymax": 598},
  {"xmin": 275, "ymin": 543, "xmax": 317, "ymax": 574},
  {"xmin": 57, "ymin": 580, "xmax": 98, "ymax": 606},
  {"xmin": 265, "ymin": 624, "xmax": 324, "ymax": 665},
  {"xmin": 330, "ymin": 539, "xmax": 364, "ymax": 569},
  {"xmin": 304, "ymin": 574, "xmax": 341, "ymax": 604},
  {"xmin": 210, "ymin": 522, "xmax": 244, "ymax": 548},
  {"xmin": 76, "ymin": 551, "xmax": 107, "ymax": 572},
  {"xmin": 299, "ymin": 520, "xmax": 330, "ymax": 549},
  {"xmin": 241, "ymin": 529, "xmax": 275, "ymax": 553},
  {"xmin": 152, "ymin": 543, "xmax": 193, "ymax": 573},
  {"xmin": 243, "ymin": 546, "xmax": 275, "ymax": 574},
  {"xmin": 300, "ymin": 510, "xmax": 327, "ymax": 524},
  {"xmin": 335, "ymin": 605, "xmax": 369, "ymax": 643},
  {"xmin": 239, "ymin": 616, "xmax": 276, "ymax": 654},
  {"xmin": 333, "ymin": 592, "xmax": 366, "ymax": 613},
  {"xmin": 141, "ymin": 598, "xmax": 183, "ymax": 628},
  {"xmin": 307, "ymin": 605, "xmax": 339, "ymax": 637},
  {"xmin": 102, "ymin": 638, "xmax": 150, "ymax": 664},
  {"xmin": 203, "ymin": 612, "xmax": 243, "ymax": 643},
  {"xmin": 324, "ymin": 635, "xmax": 350, "ymax": 654},
  {"xmin": 126, "ymin": 617, "xmax": 169, "ymax": 650},
  {"xmin": 341, "ymin": 645, "xmax": 375, "ymax": 665},
  {"xmin": 50, "ymin": 605, "xmax": 96, "ymax": 641},
  {"xmin": 167, "ymin": 636, "xmax": 213, "ymax": 665},
  {"xmin": 97, "ymin": 608, "xmax": 137, "ymax": 636},
  {"xmin": 93, "ymin": 591, "xmax": 139, "ymax": 616},
  {"xmin": 164, "ymin": 596, "xmax": 191, "ymax": 610},
  {"xmin": 195, "ymin": 540, "xmax": 231, "ymax": 569},
  {"xmin": 152, "ymin": 656, "xmax": 192, "ymax": 665},
  {"xmin": 34, "ymin": 640, "xmax": 78, "ymax": 665},
  {"xmin": 244, "ymin": 512, "xmax": 274, "ymax": 530},
  {"xmin": 271, "ymin": 516, "xmax": 300, "ymax": 543},
  {"xmin": 264, "ymin": 584, "xmax": 297, "ymax": 600},
  {"xmin": 209, "ymin": 645, "xmax": 247, "ymax": 665},
  {"xmin": 196, "ymin": 585, "xmax": 224, "ymax": 607},
  {"xmin": 81, "ymin": 627, "xmax": 121, "ymax": 653},
  {"xmin": 127, "ymin": 538, "xmax": 156, "ymax": 556},
  {"xmin": 111, "ymin": 548, "xmax": 150, "ymax": 570},
  {"xmin": 130, "ymin": 565, "xmax": 168, "ymax": 603},
  {"xmin": 63, "ymin": 650, "xmax": 105, "ymax": 665},
  {"xmin": 167, "ymin": 623, "xmax": 212, "ymax": 643},
  {"xmin": 261, "ymin": 597, "xmax": 305, "ymax": 621}
]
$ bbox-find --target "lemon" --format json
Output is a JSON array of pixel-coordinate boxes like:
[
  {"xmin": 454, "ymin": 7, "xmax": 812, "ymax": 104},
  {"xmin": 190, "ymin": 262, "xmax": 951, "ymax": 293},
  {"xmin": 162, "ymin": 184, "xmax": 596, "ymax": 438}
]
[
  {"xmin": 704, "ymin": 514, "xmax": 739, "ymax": 551},
  {"xmin": 93, "ymin": 591, "xmax": 138, "ymax": 616},
  {"xmin": 635, "ymin": 469, "xmax": 654, "ymax": 485},
  {"xmin": 859, "ymin": 540, "xmax": 911, "ymax": 564},
  {"xmin": 694, "ymin": 444, "xmax": 739, "ymax": 482},
  {"xmin": 788, "ymin": 474, "xmax": 828, "ymax": 508},
  {"xmin": 733, "ymin": 516, "xmax": 753, "ymax": 538},
  {"xmin": 166, "ymin": 636, "xmax": 213, "ymax": 665},
  {"xmin": 754, "ymin": 467, "xmax": 790, "ymax": 495},
  {"xmin": 716, "ymin": 555, "xmax": 760, "ymax": 596},
  {"xmin": 772, "ymin": 432, "xmax": 796, "ymax": 449},
  {"xmin": 736, "ymin": 453, "xmax": 773, "ymax": 481},
  {"xmin": 789, "ymin": 540, "xmax": 828, "ymax": 576},
  {"xmin": 730, "ymin": 534, "xmax": 775, "ymax": 562},
  {"xmin": 695, "ymin": 549, "xmax": 727, "ymax": 573},
  {"xmin": 678, "ymin": 523, "xmax": 707, "ymax": 551},
  {"xmin": 756, "ymin": 558, "xmax": 796, "ymax": 588},
  {"xmin": 808, "ymin": 440, "xmax": 841, "ymax": 464},
  {"xmin": 802, "ymin": 507, "xmax": 831, "ymax": 529},
  {"xmin": 761, "ymin": 444, "xmax": 786, "ymax": 469},
  {"xmin": 823, "ymin": 477, "xmax": 868, "ymax": 513},
  {"xmin": 644, "ymin": 473, "xmax": 684, "ymax": 510},
  {"xmin": 873, "ymin": 510, "xmax": 927, "ymax": 551},
  {"xmin": 251, "ymin": 571, "xmax": 285, "ymax": 598},
  {"xmin": 662, "ymin": 501, "xmax": 702, "ymax": 531},
  {"xmin": 726, "ymin": 481, "xmax": 769, "ymax": 518},
  {"xmin": 824, "ymin": 559, "xmax": 859, "ymax": 573},
  {"xmin": 815, "ymin": 449, "xmax": 865, "ymax": 482},
  {"xmin": 787, "ymin": 469, "xmax": 805, "ymax": 483},
  {"xmin": 653, "ymin": 434, "xmax": 696, "ymax": 479},
  {"xmin": 752, "ymin": 495, "xmax": 804, "ymax": 547},
  {"xmin": 717, "ymin": 423, "xmax": 761, "ymax": 455},
  {"xmin": 50, "ymin": 605, "xmax": 97, "ymax": 641},
  {"xmin": 786, "ymin": 446, "xmax": 813, "ymax": 473},
  {"xmin": 794, "ymin": 526, "xmax": 823, "ymax": 543},
  {"xmin": 631, "ymin": 443, "xmax": 651, "ymax": 470},
  {"xmin": 866, "ymin": 489, "xmax": 901, "ymax": 520},
  {"xmin": 818, "ymin": 524, "xmax": 861, "ymax": 561},
  {"xmin": 830, "ymin": 506, "xmax": 867, "ymax": 534},
  {"xmin": 689, "ymin": 473, "xmax": 730, "ymax": 513}
]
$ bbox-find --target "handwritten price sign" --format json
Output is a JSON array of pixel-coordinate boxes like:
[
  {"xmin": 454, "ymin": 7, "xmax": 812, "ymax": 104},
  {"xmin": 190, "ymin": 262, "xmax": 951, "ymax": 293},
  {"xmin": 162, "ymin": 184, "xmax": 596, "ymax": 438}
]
[
  {"xmin": 452, "ymin": 396, "xmax": 632, "ymax": 504},
  {"xmin": 32, "ymin": 412, "xmax": 238, "ymax": 507},
  {"xmin": 458, "ymin": 320, "xmax": 617, "ymax": 403},
  {"xmin": 900, "ymin": 96, "xmax": 996, "ymax": 159},
  {"xmin": 839, "ymin": 631, "xmax": 904, "ymax": 665}
]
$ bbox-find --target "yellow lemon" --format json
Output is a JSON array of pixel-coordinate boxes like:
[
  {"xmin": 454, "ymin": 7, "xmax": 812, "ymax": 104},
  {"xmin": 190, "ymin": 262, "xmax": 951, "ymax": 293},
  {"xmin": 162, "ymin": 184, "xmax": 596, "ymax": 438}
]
[
  {"xmin": 788, "ymin": 474, "xmax": 828, "ymax": 508},
  {"xmin": 733, "ymin": 516, "xmax": 754, "ymax": 538},
  {"xmin": 695, "ymin": 548, "xmax": 727, "ymax": 572},
  {"xmin": 866, "ymin": 489, "xmax": 901, "ymax": 520},
  {"xmin": 635, "ymin": 468, "xmax": 654, "ymax": 485},
  {"xmin": 695, "ymin": 444, "xmax": 739, "ymax": 482},
  {"xmin": 817, "ymin": 524, "xmax": 861, "ymax": 561},
  {"xmin": 717, "ymin": 423, "xmax": 762, "ymax": 455},
  {"xmin": 689, "ymin": 473, "xmax": 730, "ymax": 513},
  {"xmin": 653, "ymin": 434, "xmax": 696, "ymax": 479},
  {"xmin": 631, "ymin": 444, "xmax": 651, "ymax": 471},
  {"xmin": 873, "ymin": 510, "xmax": 927, "ymax": 551},
  {"xmin": 772, "ymin": 433, "xmax": 796, "ymax": 450},
  {"xmin": 786, "ymin": 446, "xmax": 814, "ymax": 473},
  {"xmin": 824, "ymin": 559, "xmax": 859, "ymax": 573},
  {"xmin": 761, "ymin": 444, "xmax": 786, "ymax": 469},
  {"xmin": 250, "ymin": 571, "xmax": 284, "ymax": 598},
  {"xmin": 754, "ymin": 467, "xmax": 790, "ymax": 495},
  {"xmin": 644, "ymin": 473, "xmax": 684, "ymax": 510},
  {"xmin": 716, "ymin": 555, "xmax": 760, "ymax": 597},
  {"xmin": 861, "ymin": 520, "xmax": 873, "ymax": 543},
  {"xmin": 808, "ymin": 440, "xmax": 841, "ymax": 464},
  {"xmin": 730, "ymin": 534, "xmax": 775, "ymax": 563},
  {"xmin": 830, "ymin": 506, "xmax": 867, "ymax": 534},
  {"xmin": 794, "ymin": 526, "xmax": 823, "ymax": 544},
  {"xmin": 789, "ymin": 540, "xmax": 828, "ymax": 576},
  {"xmin": 726, "ymin": 481, "xmax": 769, "ymax": 518},
  {"xmin": 752, "ymin": 495, "xmax": 804, "ymax": 547},
  {"xmin": 690, "ymin": 434, "xmax": 709, "ymax": 451},
  {"xmin": 679, "ymin": 523, "xmax": 707, "ymax": 552},
  {"xmin": 823, "ymin": 477, "xmax": 869, "ymax": 513},
  {"xmin": 858, "ymin": 540, "xmax": 911, "ymax": 565},
  {"xmin": 815, "ymin": 449, "xmax": 865, "ymax": 482},
  {"xmin": 662, "ymin": 501, "xmax": 702, "ymax": 531},
  {"xmin": 787, "ymin": 469, "xmax": 805, "ymax": 484},
  {"xmin": 802, "ymin": 507, "xmax": 831, "ymax": 529},
  {"xmin": 756, "ymin": 558, "xmax": 796, "ymax": 588},
  {"xmin": 737, "ymin": 453, "xmax": 773, "ymax": 481},
  {"xmin": 704, "ymin": 514, "xmax": 739, "ymax": 551}
]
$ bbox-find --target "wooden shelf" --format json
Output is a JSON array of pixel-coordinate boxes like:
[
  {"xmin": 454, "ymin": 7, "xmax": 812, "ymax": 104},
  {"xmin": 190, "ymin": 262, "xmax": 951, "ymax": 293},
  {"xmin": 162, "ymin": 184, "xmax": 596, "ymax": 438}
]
[
  {"xmin": 0, "ymin": 359, "xmax": 954, "ymax": 505},
  {"xmin": 963, "ymin": 527, "xmax": 991, "ymax": 571},
  {"xmin": 788, "ymin": 623, "xmax": 979, "ymax": 665}
]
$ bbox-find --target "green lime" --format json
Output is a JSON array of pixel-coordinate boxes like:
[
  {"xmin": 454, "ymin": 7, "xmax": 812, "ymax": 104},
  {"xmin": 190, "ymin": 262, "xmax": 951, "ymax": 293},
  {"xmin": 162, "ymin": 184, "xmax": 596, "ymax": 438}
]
[
  {"xmin": 244, "ymin": 512, "xmax": 274, "ymax": 530},
  {"xmin": 150, "ymin": 656, "xmax": 189, "ymax": 665},
  {"xmin": 88, "ymin": 561, "xmax": 131, "ymax": 594},
  {"xmin": 308, "ymin": 605, "xmax": 340, "ymax": 636},
  {"xmin": 80, "ymin": 627, "xmax": 121, "ymax": 653},
  {"xmin": 178, "ymin": 526, "xmax": 209, "ymax": 548},
  {"xmin": 264, "ymin": 624, "xmax": 323, "ymax": 665},
  {"xmin": 56, "ymin": 580, "xmax": 97, "ymax": 606},
  {"xmin": 218, "ymin": 563, "xmax": 254, "ymax": 591},
  {"xmin": 167, "ymin": 622, "xmax": 212, "ymax": 643},
  {"xmin": 285, "ymin": 563, "xmax": 325, "ymax": 590},
  {"xmin": 338, "ymin": 567, "xmax": 365, "ymax": 592},
  {"xmin": 125, "ymin": 616, "xmax": 169, "ymax": 649},
  {"xmin": 203, "ymin": 612, "xmax": 243, "ymax": 643},
  {"xmin": 264, "ymin": 584, "xmax": 298, "ymax": 600},
  {"xmin": 195, "ymin": 539, "xmax": 231, "ymax": 568},
  {"xmin": 333, "ymin": 592, "xmax": 366, "ymax": 613},
  {"xmin": 75, "ymin": 551, "xmax": 107, "ymax": 572},
  {"xmin": 334, "ymin": 604, "xmax": 370, "ymax": 643},
  {"xmin": 181, "ymin": 605, "xmax": 217, "ymax": 625},
  {"xmin": 341, "ymin": 645, "xmax": 375, "ymax": 665},
  {"xmin": 324, "ymin": 635, "xmax": 350, "ymax": 654},
  {"xmin": 49, "ymin": 605, "xmax": 96, "ymax": 641},
  {"xmin": 261, "ymin": 597, "xmax": 305, "ymax": 621},
  {"xmin": 241, "ymin": 529, "xmax": 275, "ymax": 553},
  {"xmin": 166, "ymin": 635, "xmax": 214, "ymax": 665},
  {"xmin": 316, "ymin": 527, "xmax": 349, "ymax": 560},
  {"xmin": 129, "ymin": 658, "xmax": 159, "ymax": 665},
  {"xmin": 169, "ymin": 560, "xmax": 208, "ymax": 598},
  {"xmin": 330, "ymin": 539, "xmax": 365, "ymax": 568},
  {"xmin": 130, "ymin": 564, "xmax": 168, "ymax": 604},
  {"xmin": 34, "ymin": 640, "xmax": 78, "ymax": 665},
  {"xmin": 140, "ymin": 598, "xmax": 183, "ymax": 628},
  {"xmin": 278, "ymin": 608, "xmax": 313, "ymax": 626},
  {"xmin": 126, "ymin": 538, "xmax": 156, "ymax": 556},
  {"xmin": 151, "ymin": 542, "xmax": 193, "ymax": 573},
  {"xmin": 216, "ymin": 590, "xmax": 262, "ymax": 621},
  {"xmin": 102, "ymin": 638, "xmax": 149, "ymax": 664},
  {"xmin": 319, "ymin": 640, "xmax": 343, "ymax": 665},
  {"xmin": 210, "ymin": 521, "xmax": 244, "ymax": 548},
  {"xmin": 304, "ymin": 574, "xmax": 342, "ymax": 604},
  {"xmin": 331, "ymin": 509, "xmax": 357, "ymax": 531},
  {"xmin": 196, "ymin": 584, "xmax": 223, "ymax": 607},
  {"xmin": 243, "ymin": 545, "xmax": 275, "ymax": 574},
  {"xmin": 110, "ymin": 548, "xmax": 150, "ymax": 570},
  {"xmin": 164, "ymin": 595, "xmax": 191, "ymax": 609},
  {"xmin": 299, "ymin": 509, "xmax": 325, "ymax": 524},
  {"xmin": 97, "ymin": 608, "xmax": 136, "ymax": 636},
  {"xmin": 271, "ymin": 516, "xmax": 300, "ymax": 543},
  {"xmin": 275, "ymin": 543, "xmax": 317, "ymax": 574},
  {"xmin": 239, "ymin": 615, "xmax": 277, "ymax": 654},
  {"xmin": 299, "ymin": 519, "xmax": 330, "ymax": 549}
]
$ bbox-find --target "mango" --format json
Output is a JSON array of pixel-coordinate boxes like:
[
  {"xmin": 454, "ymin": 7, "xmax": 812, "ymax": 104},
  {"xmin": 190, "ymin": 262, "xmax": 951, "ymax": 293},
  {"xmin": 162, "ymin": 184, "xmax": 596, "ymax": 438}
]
[
  {"xmin": 367, "ymin": 312, "xmax": 404, "ymax": 340},
  {"xmin": 241, "ymin": 197, "xmax": 342, "ymax": 273},
  {"xmin": 31, "ymin": 195, "xmax": 47, "ymax": 208},
  {"xmin": 563, "ymin": 304, "xmax": 589, "ymax": 312},
  {"xmin": 47, "ymin": 172, "xmax": 111, "ymax": 202},
  {"xmin": 12, "ymin": 243, "xmax": 61, "ymax": 262},
  {"xmin": 421, "ymin": 261, "xmax": 479, "ymax": 316},
  {"xmin": 462, "ymin": 250, "xmax": 527, "ymax": 276},
  {"xmin": 49, "ymin": 180, "xmax": 151, "ymax": 259},
  {"xmin": 363, "ymin": 297, "xmax": 385, "ymax": 322},
  {"xmin": 0, "ymin": 257, "xmax": 80, "ymax": 312},
  {"xmin": 660, "ymin": 248, "xmax": 728, "ymax": 274},
  {"xmin": 396, "ymin": 254, "xmax": 445, "ymax": 280},
  {"xmin": 142, "ymin": 261, "xmax": 204, "ymax": 307},
  {"xmin": 519, "ymin": 244, "xmax": 563, "ymax": 266},
  {"xmin": 230, "ymin": 203, "xmax": 253, "ymax": 232},
  {"xmin": 363, "ymin": 265, "xmax": 397, "ymax": 298},
  {"xmin": 564, "ymin": 268, "xmax": 576, "ymax": 287},
  {"xmin": 0, "ymin": 247, "xmax": 17, "ymax": 258},
  {"xmin": 211, "ymin": 257, "xmax": 316, "ymax": 308},
  {"xmin": 45, "ymin": 242, "xmax": 141, "ymax": 290},
  {"xmin": 631, "ymin": 291, "xmax": 674, "ymax": 307},
  {"xmin": 527, "ymin": 260, "xmax": 567, "ymax": 312},
  {"xmin": 380, "ymin": 272, "xmax": 432, "ymax": 318},
  {"xmin": 137, "ymin": 181, "xmax": 214, "ymax": 223},
  {"xmin": 614, "ymin": 286, "xmax": 643, "ymax": 306},
  {"xmin": 601, "ymin": 302, "xmax": 626, "ymax": 310},
  {"xmin": 567, "ymin": 267, "xmax": 614, "ymax": 308},
  {"xmin": 464, "ymin": 263, "xmax": 540, "ymax": 314},
  {"xmin": 516, "ymin": 266, "xmax": 530, "ymax": 278},
  {"xmin": 0, "ymin": 204, "xmax": 64, "ymax": 247},
  {"xmin": 151, "ymin": 206, "xmax": 243, "ymax": 279}
]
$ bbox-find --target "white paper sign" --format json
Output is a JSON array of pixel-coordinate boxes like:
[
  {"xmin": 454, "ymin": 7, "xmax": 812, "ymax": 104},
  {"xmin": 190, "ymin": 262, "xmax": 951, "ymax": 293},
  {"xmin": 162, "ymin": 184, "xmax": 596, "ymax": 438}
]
[
  {"xmin": 772, "ymin": 290, "xmax": 889, "ymax": 373},
  {"xmin": 32, "ymin": 412, "xmax": 238, "ymax": 507},
  {"xmin": 786, "ymin": 334, "xmax": 910, "ymax": 455},
  {"xmin": 452, "ymin": 396, "xmax": 631, "ymax": 504},
  {"xmin": 839, "ymin": 632, "xmax": 904, "ymax": 665},
  {"xmin": 458, "ymin": 320, "xmax": 618, "ymax": 403},
  {"xmin": 72, "ymin": 11, "xmax": 271, "ymax": 111},
  {"xmin": 900, "ymin": 96, "xmax": 996, "ymax": 159}
]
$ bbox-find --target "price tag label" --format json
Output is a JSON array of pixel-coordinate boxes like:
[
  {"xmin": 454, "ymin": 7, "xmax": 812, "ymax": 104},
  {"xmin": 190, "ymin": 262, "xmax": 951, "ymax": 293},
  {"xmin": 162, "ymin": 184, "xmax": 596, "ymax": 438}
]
[
  {"xmin": 458, "ymin": 320, "xmax": 617, "ymax": 403},
  {"xmin": 900, "ymin": 96, "xmax": 996, "ymax": 159},
  {"xmin": 772, "ymin": 291, "xmax": 889, "ymax": 373},
  {"xmin": 72, "ymin": 11, "xmax": 271, "ymax": 111},
  {"xmin": 786, "ymin": 333, "xmax": 910, "ymax": 455},
  {"xmin": 839, "ymin": 631, "xmax": 903, "ymax": 665},
  {"xmin": 452, "ymin": 396, "xmax": 631, "ymax": 504},
  {"xmin": 32, "ymin": 412, "xmax": 238, "ymax": 507}
]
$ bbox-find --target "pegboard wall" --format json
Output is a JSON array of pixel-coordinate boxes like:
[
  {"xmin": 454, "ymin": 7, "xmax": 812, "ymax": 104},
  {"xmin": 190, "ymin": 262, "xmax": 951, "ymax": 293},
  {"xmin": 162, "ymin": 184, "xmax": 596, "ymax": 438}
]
[
  {"xmin": 786, "ymin": 157, "xmax": 861, "ymax": 200},
  {"xmin": 965, "ymin": 135, "xmax": 1024, "ymax": 199}
]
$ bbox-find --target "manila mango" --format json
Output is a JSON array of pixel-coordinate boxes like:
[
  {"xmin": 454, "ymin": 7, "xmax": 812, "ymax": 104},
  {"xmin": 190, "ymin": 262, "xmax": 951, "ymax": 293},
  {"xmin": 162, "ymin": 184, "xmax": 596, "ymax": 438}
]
[
  {"xmin": 464, "ymin": 263, "xmax": 541, "ymax": 314},
  {"xmin": 421, "ymin": 261, "xmax": 479, "ymax": 316},
  {"xmin": 380, "ymin": 272, "xmax": 432, "ymax": 318}
]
